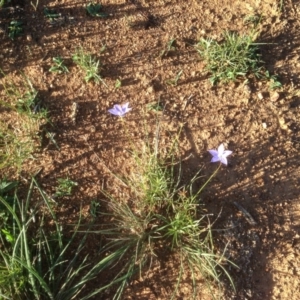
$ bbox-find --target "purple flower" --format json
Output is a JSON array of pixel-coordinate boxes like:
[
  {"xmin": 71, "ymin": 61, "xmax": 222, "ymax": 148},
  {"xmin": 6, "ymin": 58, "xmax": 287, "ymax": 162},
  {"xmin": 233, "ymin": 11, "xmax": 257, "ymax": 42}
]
[
  {"xmin": 108, "ymin": 103, "xmax": 132, "ymax": 117},
  {"xmin": 208, "ymin": 144, "xmax": 232, "ymax": 165}
]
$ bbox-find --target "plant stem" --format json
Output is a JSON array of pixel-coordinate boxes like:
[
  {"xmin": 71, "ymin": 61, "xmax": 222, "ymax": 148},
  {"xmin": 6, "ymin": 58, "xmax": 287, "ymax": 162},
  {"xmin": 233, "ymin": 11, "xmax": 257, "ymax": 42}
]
[{"xmin": 196, "ymin": 163, "xmax": 221, "ymax": 197}]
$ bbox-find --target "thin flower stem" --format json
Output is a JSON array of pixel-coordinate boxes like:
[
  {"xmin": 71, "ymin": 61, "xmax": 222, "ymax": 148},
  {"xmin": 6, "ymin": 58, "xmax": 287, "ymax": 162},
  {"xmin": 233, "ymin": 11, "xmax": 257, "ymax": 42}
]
[{"xmin": 196, "ymin": 163, "xmax": 221, "ymax": 197}]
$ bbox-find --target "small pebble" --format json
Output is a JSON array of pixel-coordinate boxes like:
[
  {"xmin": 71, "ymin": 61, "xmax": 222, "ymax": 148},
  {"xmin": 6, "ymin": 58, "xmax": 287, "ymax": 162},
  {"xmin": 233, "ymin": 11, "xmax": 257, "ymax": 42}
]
[{"xmin": 258, "ymin": 92, "xmax": 264, "ymax": 100}]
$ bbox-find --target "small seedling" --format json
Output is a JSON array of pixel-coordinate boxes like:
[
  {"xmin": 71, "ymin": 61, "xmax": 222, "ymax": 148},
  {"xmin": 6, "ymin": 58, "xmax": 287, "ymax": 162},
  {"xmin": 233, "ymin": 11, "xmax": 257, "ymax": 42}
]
[
  {"xmin": 49, "ymin": 57, "xmax": 69, "ymax": 74},
  {"xmin": 72, "ymin": 47, "xmax": 106, "ymax": 85},
  {"xmin": 115, "ymin": 79, "xmax": 122, "ymax": 89},
  {"xmin": 45, "ymin": 131, "xmax": 60, "ymax": 150},
  {"xmin": 146, "ymin": 101, "xmax": 163, "ymax": 112},
  {"xmin": 166, "ymin": 70, "xmax": 183, "ymax": 86},
  {"xmin": 0, "ymin": 72, "xmax": 49, "ymax": 171},
  {"xmin": 243, "ymin": 14, "xmax": 263, "ymax": 27},
  {"xmin": 160, "ymin": 38, "xmax": 177, "ymax": 58},
  {"xmin": 55, "ymin": 178, "xmax": 77, "ymax": 197},
  {"xmin": 197, "ymin": 31, "xmax": 263, "ymax": 84},
  {"xmin": 8, "ymin": 20, "xmax": 23, "ymax": 40},
  {"xmin": 16, "ymin": 88, "xmax": 39, "ymax": 113},
  {"xmin": 86, "ymin": 2, "xmax": 108, "ymax": 18},
  {"xmin": 44, "ymin": 7, "xmax": 61, "ymax": 21},
  {"xmin": 265, "ymin": 71, "xmax": 282, "ymax": 89},
  {"xmin": 14, "ymin": 77, "xmax": 46, "ymax": 117},
  {"xmin": 90, "ymin": 200, "xmax": 101, "ymax": 218}
]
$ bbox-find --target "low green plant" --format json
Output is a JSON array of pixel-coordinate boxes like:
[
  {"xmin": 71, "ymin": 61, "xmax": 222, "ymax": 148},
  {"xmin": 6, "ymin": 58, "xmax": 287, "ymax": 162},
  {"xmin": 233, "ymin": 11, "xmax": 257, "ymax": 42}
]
[
  {"xmin": 88, "ymin": 120, "xmax": 236, "ymax": 299},
  {"xmin": 243, "ymin": 14, "xmax": 263, "ymax": 27},
  {"xmin": 72, "ymin": 47, "xmax": 106, "ymax": 85},
  {"xmin": 49, "ymin": 57, "xmax": 69, "ymax": 74},
  {"xmin": 44, "ymin": 7, "xmax": 61, "ymax": 21},
  {"xmin": 0, "ymin": 178, "xmax": 112, "ymax": 300},
  {"xmin": 0, "ymin": 72, "xmax": 48, "ymax": 171},
  {"xmin": 166, "ymin": 69, "xmax": 183, "ymax": 86},
  {"xmin": 264, "ymin": 70, "xmax": 282, "ymax": 89},
  {"xmin": 146, "ymin": 101, "xmax": 163, "ymax": 112},
  {"xmin": 86, "ymin": 2, "xmax": 107, "ymax": 18},
  {"xmin": 1, "ymin": 73, "xmax": 47, "ymax": 118},
  {"xmin": 197, "ymin": 31, "xmax": 263, "ymax": 84},
  {"xmin": 8, "ymin": 20, "xmax": 23, "ymax": 40},
  {"xmin": 115, "ymin": 79, "xmax": 122, "ymax": 89},
  {"xmin": 55, "ymin": 178, "xmax": 78, "ymax": 197},
  {"xmin": 160, "ymin": 37, "xmax": 177, "ymax": 58}
]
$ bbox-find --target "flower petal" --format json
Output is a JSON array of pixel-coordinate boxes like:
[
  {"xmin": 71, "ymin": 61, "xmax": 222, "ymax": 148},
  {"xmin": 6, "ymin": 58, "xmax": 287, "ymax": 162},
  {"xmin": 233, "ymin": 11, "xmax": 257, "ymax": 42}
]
[
  {"xmin": 223, "ymin": 150, "xmax": 233, "ymax": 157},
  {"xmin": 218, "ymin": 144, "xmax": 225, "ymax": 155},
  {"xmin": 108, "ymin": 108, "xmax": 118, "ymax": 116},
  {"xmin": 208, "ymin": 149, "xmax": 218, "ymax": 156},
  {"xmin": 123, "ymin": 103, "xmax": 132, "ymax": 113},
  {"xmin": 123, "ymin": 102, "xmax": 129, "ymax": 109},
  {"xmin": 114, "ymin": 104, "xmax": 122, "ymax": 112},
  {"xmin": 220, "ymin": 156, "xmax": 228, "ymax": 165},
  {"xmin": 108, "ymin": 103, "xmax": 132, "ymax": 117},
  {"xmin": 211, "ymin": 156, "xmax": 220, "ymax": 163}
]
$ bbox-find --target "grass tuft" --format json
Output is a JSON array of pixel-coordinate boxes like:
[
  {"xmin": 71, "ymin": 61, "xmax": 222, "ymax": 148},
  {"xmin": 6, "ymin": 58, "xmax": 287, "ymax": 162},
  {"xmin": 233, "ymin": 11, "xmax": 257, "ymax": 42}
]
[
  {"xmin": 197, "ymin": 31, "xmax": 263, "ymax": 84},
  {"xmin": 0, "ymin": 177, "xmax": 112, "ymax": 300},
  {"xmin": 86, "ymin": 2, "xmax": 108, "ymax": 18},
  {"xmin": 49, "ymin": 57, "xmax": 69, "ymax": 74},
  {"xmin": 54, "ymin": 177, "xmax": 78, "ymax": 197},
  {"xmin": 88, "ymin": 122, "xmax": 236, "ymax": 299},
  {"xmin": 0, "ymin": 72, "xmax": 48, "ymax": 172},
  {"xmin": 72, "ymin": 47, "xmax": 106, "ymax": 85},
  {"xmin": 8, "ymin": 20, "xmax": 23, "ymax": 40}
]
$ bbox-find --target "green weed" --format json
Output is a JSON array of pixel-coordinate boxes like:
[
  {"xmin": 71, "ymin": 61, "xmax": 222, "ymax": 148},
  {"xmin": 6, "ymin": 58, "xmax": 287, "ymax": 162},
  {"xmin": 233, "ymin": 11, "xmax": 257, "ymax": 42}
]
[
  {"xmin": 8, "ymin": 20, "xmax": 23, "ymax": 40},
  {"xmin": 88, "ymin": 122, "xmax": 236, "ymax": 299},
  {"xmin": 197, "ymin": 31, "xmax": 263, "ymax": 84},
  {"xmin": 0, "ymin": 73, "xmax": 48, "ymax": 172},
  {"xmin": 49, "ymin": 57, "xmax": 69, "ymax": 74},
  {"xmin": 0, "ymin": 178, "xmax": 112, "ymax": 300},
  {"xmin": 72, "ymin": 47, "xmax": 106, "ymax": 85},
  {"xmin": 44, "ymin": 7, "xmax": 61, "ymax": 21},
  {"xmin": 166, "ymin": 70, "xmax": 183, "ymax": 86},
  {"xmin": 243, "ymin": 14, "xmax": 263, "ymax": 27},
  {"xmin": 264, "ymin": 71, "xmax": 282, "ymax": 89},
  {"xmin": 160, "ymin": 37, "xmax": 177, "ymax": 58},
  {"xmin": 55, "ymin": 178, "xmax": 78, "ymax": 197},
  {"xmin": 86, "ymin": 2, "xmax": 108, "ymax": 18},
  {"xmin": 115, "ymin": 79, "xmax": 122, "ymax": 89}
]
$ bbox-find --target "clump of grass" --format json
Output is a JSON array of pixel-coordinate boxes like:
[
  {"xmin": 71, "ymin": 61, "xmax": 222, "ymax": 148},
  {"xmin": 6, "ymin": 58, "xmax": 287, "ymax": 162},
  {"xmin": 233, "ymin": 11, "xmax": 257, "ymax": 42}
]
[
  {"xmin": 54, "ymin": 177, "xmax": 78, "ymax": 197},
  {"xmin": 8, "ymin": 20, "xmax": 23, "ymax": 40},
  {"xmin": 49, "ymin": 57, "xmax": 69, "ymax": 74},
  {"xmin": 166, "ymin": 69, "xmax": 183, "ymax": 86},
  {"xmin": 0, "ymin": 177, "xmax": 111, "ymax": 300},
  {"xmin": 115, "ymin": 78, "xmax": 122, "ymax": 89},
  {"xmin": 197, "ymin": 31, "xmax": 263, "ymax": 84},
  {"xmin": 89, "ymin": 122, "xmax": 236, "ymax": 299},
  {"xmin": 43, "ymin": 7, "xmax": 61, "ymax": 21},
  {"xmin": 86, "ymin": 2, "xmax": 108, "ymax": 18},
  {"xmin": 72, "ymin": 47, "xmax": 106, "ymax": 85},
  {"xmin": 243, "ymin": 14, "xmax": 263, "ymax": 27},
  {"xmin": 160, "ymin": 37, "xmax": 177, "ymax": 58},
  {"xmin": 0, "ymin": 72, "xmax": 48, "ymax": 172}
]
